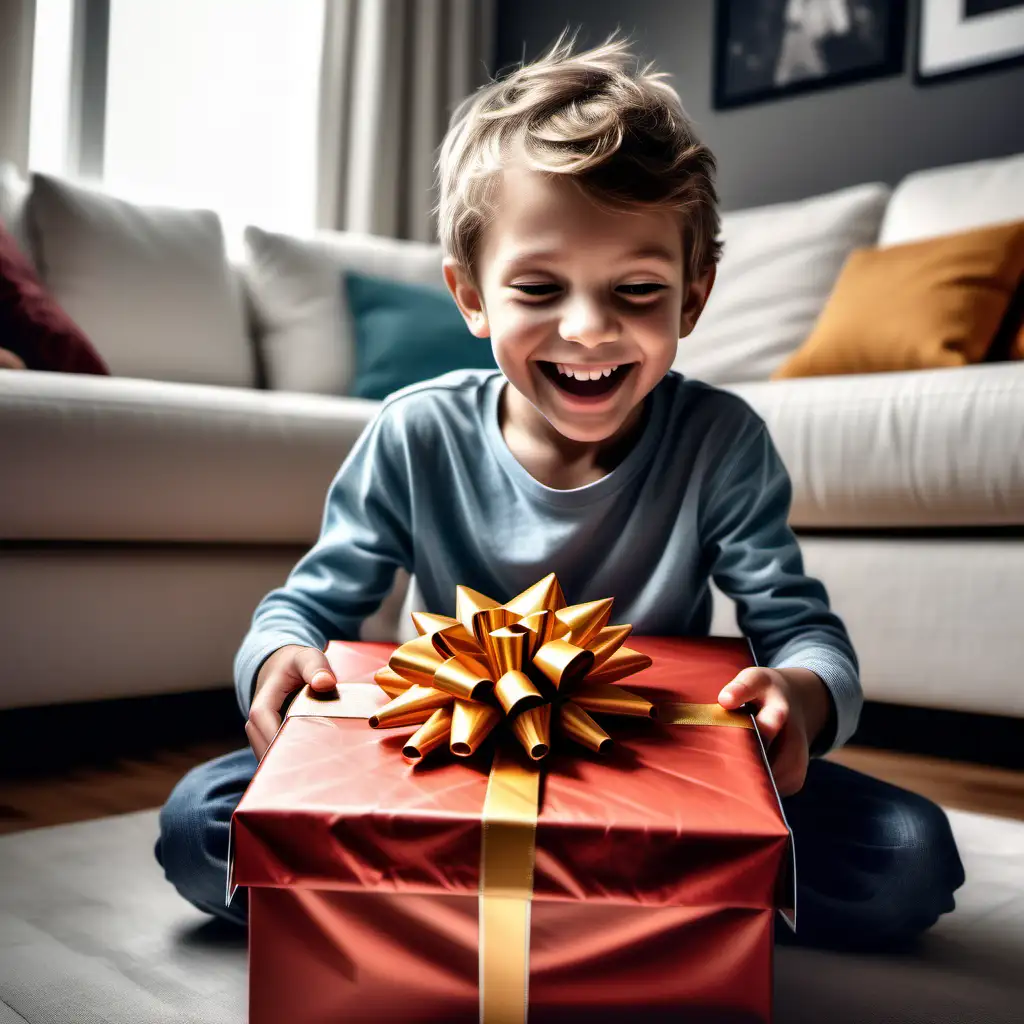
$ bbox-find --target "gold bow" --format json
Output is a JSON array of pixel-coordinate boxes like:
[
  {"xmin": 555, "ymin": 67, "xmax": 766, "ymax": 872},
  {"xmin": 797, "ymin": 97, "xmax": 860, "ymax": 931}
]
[{"xmin": 369, "ymin": 573, "xmax": 657, "ymax": 762}]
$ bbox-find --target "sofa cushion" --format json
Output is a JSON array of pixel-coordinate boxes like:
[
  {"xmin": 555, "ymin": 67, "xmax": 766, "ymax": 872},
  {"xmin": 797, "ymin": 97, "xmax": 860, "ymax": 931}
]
[
  {"xmin": 0, "ymin": 223, "xmax": 109, "ymax": 374},
  {"xmin": 0, "ymin": 371, "xmax": 378, "ymax": 544},
  {"xmin": 774, "ymin": 220, "xmax": 1024, "ymax": 378},
  {"xmin": 26, "ymin": 175, "xmax": 255, "ymax": 387},
  {"xmin": 728, "ymin": 362, "xmax": 1024, "ymax": 529},
  {"xmin": 673, "ymin": 183, "xmax": 890, "ymax": 385},
  {"xmin": 880, "ymin": 152, "xmax": 1024, "ymax": 247},
  {"xmin": 244, "ymin": 226, "xmax": 444, "ymax": 396}
]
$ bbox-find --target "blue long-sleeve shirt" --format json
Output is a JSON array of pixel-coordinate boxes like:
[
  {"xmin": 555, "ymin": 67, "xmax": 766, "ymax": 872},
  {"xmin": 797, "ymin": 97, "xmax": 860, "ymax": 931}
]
[{"xmin": 235, "ymin": 370, "xmax": 861, "ymax": 749}]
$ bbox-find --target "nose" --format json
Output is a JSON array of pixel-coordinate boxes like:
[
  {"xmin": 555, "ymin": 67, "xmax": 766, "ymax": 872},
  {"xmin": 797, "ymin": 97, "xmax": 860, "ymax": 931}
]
[{"xmin": 559, "ymin": 294, "xmax": 620, "ymax": 348}]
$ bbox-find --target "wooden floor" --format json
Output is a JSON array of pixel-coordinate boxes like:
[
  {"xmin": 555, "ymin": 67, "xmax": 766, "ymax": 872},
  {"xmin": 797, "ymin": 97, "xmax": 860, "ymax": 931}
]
[
  {"xmin": 828, "ymin": 747, "xmax": 1024, "ymax": 821},
  {"xmin": 1, "ymin": 693, "xmax": 1023, "ymax": 835}
]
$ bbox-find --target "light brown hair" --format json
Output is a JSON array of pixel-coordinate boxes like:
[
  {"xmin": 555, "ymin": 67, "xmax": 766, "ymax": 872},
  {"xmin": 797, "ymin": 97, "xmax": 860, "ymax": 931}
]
[{"xmin": 437, "ymin": 33, "xmax": 722, "ymax": 283}]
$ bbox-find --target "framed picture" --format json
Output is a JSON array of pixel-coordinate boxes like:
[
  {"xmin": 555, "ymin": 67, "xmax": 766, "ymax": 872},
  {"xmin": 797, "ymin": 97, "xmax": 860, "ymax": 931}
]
[
  {"xmin": 916, "ymin": 0, "xmax": 1024, "ymax": 83},
  {"xmin": 713, "ymin": 0, "xmax": 907, "ymax": 110}
]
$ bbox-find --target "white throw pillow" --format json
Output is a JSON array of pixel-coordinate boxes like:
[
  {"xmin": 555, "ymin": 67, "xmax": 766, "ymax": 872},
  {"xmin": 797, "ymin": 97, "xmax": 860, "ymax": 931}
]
[
  {"xmin": 27, "ymin": 174, "xmax": 255, "ymax": 386},
  {"xmin": 244, "ymin": 225, "xmax": 444, "ymax": 395},
  {"xmin": 674, "ymin": 182, "xmax": 890, "ymax": 385},
  {"xmin": 879, "ymin": 152, "xmax": 1024, "ymax": 247}
]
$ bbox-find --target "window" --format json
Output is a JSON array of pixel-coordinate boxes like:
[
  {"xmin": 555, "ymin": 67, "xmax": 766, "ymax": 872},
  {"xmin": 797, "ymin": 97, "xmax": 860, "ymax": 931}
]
[
  {"xmin": 28, "ymin": 0, "xmax": 74, "ymax": 176},
  {"xmin": 28, "ymin": 0, "xmax": 325, "ymax": 244}
]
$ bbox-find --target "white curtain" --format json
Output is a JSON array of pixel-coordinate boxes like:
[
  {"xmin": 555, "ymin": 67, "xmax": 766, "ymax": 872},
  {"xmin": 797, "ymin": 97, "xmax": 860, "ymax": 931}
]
[
  {"xmin": 0, "ymin": 0, "xmax": 36, "ymax": 173},
  {"xmin": 316, "ymin": 0, "xmax": 495, "ymax": 241}
]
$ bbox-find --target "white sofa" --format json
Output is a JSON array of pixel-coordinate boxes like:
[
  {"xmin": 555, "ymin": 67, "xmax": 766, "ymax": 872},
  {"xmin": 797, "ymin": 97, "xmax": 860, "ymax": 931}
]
[{"xmin": 1, "ymin": 155, "xmax": 1022, "ymax": 721}]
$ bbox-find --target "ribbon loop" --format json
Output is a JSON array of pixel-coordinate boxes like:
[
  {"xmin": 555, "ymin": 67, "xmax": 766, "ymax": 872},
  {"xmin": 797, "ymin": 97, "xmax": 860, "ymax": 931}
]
[
  {"xmin": 490, "ymin": 625, "xmax": 531, "ymax": 676},
  {"xmin": 368, "ymin": 685, "xmax": 451, "ymax": 729},
  {"xmin": 555, "ymin": 598, "xmax": 614, "ymax": 648},
  {"xmin": 494, "ymin": 670, "xmax": 543, "ymax": 717},
  {"xmin": 531, "ymin": 640, "xmax": 594, "ymax": 691},
  {"xmin": 374, "ymin": 575, "xmax": 657, "ymax": 762},
  {"xmin": 451, "ymin": 700, "xmax": 502, "ymax": 756},
  {"xmin": 434, "ymin": 654, "xmax": 493, "ymax": 701}
]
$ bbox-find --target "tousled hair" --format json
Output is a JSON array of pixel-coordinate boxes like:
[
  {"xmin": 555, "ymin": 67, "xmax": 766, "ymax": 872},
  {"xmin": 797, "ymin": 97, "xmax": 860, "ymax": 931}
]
[{"xmin": 437, "ymin": 32, "xmax": 722, "ymax": 283}]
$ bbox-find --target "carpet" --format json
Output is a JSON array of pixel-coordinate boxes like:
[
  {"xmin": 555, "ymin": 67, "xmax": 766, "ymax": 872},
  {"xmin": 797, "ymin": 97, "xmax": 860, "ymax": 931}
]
[{"xmin": 0, "ymin": 808, "xmax": 1021, "ymax": 1022}]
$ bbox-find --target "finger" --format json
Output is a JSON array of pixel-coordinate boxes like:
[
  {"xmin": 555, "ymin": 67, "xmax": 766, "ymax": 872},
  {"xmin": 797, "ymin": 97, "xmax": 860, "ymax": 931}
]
[
  {"xmin": 247, "ymin": 704, "xmax": 281, "ymax": 758},
  {"xmin": 294, "ymin": 648, "xmax": 337, "ymax": 691},
  {"xmin": 245, "ymin": 717, "xmax": 272, "ymax": 761},
  {"xmin": 718, "ymin": 667, "xmax": 774, "ymax": 710},
  {"xmin": 769, "ymin": 728, "xmax": 809, "ymax": 797},
  {"xmin": 754, "ymin": 694, "xmax": 790, "ymax": 746}
]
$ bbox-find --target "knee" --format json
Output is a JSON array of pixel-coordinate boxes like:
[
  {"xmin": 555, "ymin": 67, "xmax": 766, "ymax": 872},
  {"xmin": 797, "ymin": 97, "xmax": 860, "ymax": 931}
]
[
  {"xmin": 871, "ymin": 793, "xmax": 965, "ymax": 940},
  {"xmin": 156, "ymin": 757, "xmax": 239, "ymax": 912}
]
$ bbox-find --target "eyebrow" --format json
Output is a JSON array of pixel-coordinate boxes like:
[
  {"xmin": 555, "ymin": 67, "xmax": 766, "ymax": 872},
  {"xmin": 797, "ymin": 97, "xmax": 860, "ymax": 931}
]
[
  {"xmin": 505, "ymin": 245, "xmax": 678, "ymax": 266},
  {"xmin": 625, "ymin": 245, "xmax": 678, "ymax": 263}
]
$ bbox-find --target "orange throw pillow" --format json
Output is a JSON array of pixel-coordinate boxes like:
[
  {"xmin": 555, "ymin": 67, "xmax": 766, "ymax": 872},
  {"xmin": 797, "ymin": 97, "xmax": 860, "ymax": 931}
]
[{"xmin": 774, "ymin": 220, "xmax": 1024, "ymax": 379}]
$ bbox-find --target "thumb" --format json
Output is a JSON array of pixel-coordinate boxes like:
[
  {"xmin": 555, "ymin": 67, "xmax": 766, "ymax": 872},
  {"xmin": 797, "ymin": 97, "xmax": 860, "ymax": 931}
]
[
  {"xmin": 295, "ymin": 648, "xmax": 337, "ymax": 692},
  {"xmin": 718, "ymin": 667, "xmax": 772, "ymax": 710}
]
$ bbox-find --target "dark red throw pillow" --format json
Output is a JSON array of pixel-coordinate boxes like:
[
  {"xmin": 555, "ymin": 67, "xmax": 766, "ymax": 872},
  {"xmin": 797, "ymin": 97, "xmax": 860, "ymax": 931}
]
[{"xmin": 0, "ymin": 222, "xmax": 109, "ymax": 374}]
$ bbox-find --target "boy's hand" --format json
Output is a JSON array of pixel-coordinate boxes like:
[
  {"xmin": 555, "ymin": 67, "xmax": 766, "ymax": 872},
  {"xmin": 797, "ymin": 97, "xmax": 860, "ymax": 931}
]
[
  {"xmin": 717, "ymin": 667, "xmax": 832, "ymax": 797},
  {"xmin": 245, "ymin": 645, "xmax": 337, "ymax": 759}
]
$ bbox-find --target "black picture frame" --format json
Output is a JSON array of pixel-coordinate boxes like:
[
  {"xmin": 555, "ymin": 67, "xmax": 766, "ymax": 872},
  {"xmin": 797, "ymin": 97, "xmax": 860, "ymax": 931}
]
[
  {"xmin": 713, "ymin": 0, "xmax": 907, "ymax": 110},
  {"xmin": 914, "ymin": 0, "xmax": 1024, "ymax": 86}
]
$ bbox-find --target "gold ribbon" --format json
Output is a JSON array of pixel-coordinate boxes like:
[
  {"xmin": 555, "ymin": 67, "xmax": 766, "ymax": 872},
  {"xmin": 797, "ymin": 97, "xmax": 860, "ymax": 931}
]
[
  {"xmin": 480, "ymin": 749, "xmax": 541, "ymax": 1024},
  {"xmin": 368, "ymin": 574, "xmax": 659, "ymax": 763},
  {"xmin": 477, "ymin": 698, "xmax": 752, "ymax": 1023}
]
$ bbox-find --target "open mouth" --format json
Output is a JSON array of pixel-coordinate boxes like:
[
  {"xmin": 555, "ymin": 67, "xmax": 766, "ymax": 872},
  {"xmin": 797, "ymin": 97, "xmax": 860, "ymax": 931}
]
[{"xmin": 538, "ymin": 361, "xmax": 633, "ymax": 400}]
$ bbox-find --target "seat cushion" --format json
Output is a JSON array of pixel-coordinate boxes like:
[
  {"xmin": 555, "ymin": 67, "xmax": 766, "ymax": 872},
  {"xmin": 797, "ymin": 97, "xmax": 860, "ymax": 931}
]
[
  {"xmin": 0, "ymin": 806, "xmax": 1020, "ymax": 1023},
  {"xmin": 728, "ymin": 362, "xmax": 1024, "ymax": 528},
  {"xmin": 673, "ymin": 183, "xmax": 890, "ymax": 385},
  {"xmin": 0, "ymin": 371, "xmax": 378, "ymax": 544},
  {"xmin": 243, "ymin": 226, "xmax": 444, "ymax": 396},
  {"xmin": 26, "ymin": 175, "xmax": 255, "ymax": 387}
]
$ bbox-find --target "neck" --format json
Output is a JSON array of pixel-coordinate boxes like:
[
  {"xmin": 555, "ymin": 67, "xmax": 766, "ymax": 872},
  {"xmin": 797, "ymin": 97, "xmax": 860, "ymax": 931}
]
[{"xmin": 500, "ymin": 385, "xmax": 650, "ymax": 488}]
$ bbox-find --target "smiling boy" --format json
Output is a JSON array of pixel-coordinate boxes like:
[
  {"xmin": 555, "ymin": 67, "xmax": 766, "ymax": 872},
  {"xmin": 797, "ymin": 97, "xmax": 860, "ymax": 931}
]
[{"xmin": 156, "ymin": 35, "xmax": 963, "ymax": 949}]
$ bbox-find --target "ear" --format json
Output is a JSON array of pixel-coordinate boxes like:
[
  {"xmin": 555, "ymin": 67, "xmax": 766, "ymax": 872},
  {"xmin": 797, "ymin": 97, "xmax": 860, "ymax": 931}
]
[
  {"xmin": 443, "ymin": 258, "xmax": 490, "ymax": 338},
  {"xmin": 679, "ymin": 264, "xmax": 716, "ymax": 338}
]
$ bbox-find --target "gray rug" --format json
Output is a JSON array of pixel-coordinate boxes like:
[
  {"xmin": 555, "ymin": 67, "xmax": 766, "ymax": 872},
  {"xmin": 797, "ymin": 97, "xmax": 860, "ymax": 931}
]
[{"xmin": 0, "ymin": 808, "xmax": 1021, "ymax": 1023}]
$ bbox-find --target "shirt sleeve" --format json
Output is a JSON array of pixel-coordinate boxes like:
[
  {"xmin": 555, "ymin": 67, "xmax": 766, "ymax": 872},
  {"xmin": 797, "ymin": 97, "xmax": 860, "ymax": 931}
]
[
  {"xmin": 232, "ymin": 406, "xmax": 413, "ymax": 715},
  {"xmin": 700, "ymin": 422, "xmax": 862, "ymax": 751}
]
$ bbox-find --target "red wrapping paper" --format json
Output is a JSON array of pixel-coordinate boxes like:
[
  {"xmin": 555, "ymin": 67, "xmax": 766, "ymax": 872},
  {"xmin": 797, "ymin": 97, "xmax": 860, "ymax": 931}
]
[{"xmin": 231, "ymin": 636, "xmax": 792, "ymax": 1023}]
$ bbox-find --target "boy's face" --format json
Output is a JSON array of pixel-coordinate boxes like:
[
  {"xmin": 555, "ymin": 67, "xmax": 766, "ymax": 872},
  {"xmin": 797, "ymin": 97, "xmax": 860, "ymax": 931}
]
[{"xmin": 445, "ymin": 166, "xmax": 713, "ymax": 445}]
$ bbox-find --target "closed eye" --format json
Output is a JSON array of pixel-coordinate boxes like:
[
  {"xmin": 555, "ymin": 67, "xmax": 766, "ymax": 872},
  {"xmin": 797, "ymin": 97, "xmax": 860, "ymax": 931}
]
[
  {"xmin": 511, "ymin": 284, "xmax": 561, "ymax": 297},
  {"xmin": 617, "ymin": 283, "xmax": 667, "ymax": 296}
]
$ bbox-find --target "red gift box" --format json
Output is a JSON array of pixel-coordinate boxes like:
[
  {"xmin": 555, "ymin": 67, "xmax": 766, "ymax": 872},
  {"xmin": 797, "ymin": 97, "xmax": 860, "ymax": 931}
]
[{"xmin": 230, "ymin": 636, "xmax": 794, "ymax": 1023}]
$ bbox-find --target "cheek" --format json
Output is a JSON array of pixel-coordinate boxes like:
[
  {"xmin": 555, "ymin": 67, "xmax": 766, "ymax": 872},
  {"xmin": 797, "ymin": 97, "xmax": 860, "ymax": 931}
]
[
  {"xmin": 633, "ymin": 303, "xmax": 683, "ymax": 350},
  {"xmin": 489, "ymin": 304, "xmax": 551, "ymax": 356}
]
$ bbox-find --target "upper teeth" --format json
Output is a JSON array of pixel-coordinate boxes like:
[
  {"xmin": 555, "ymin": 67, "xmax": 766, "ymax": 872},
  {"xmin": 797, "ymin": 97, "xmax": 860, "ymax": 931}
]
[{"xmin": 556, "ymin": 364, "xmax": 617, "ymax": 380}]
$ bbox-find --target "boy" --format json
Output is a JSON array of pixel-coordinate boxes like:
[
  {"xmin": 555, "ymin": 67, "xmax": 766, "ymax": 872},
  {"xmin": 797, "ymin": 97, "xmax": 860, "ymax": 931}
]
[{"xmin": 156, "ymin": 36, "xmax": 962, "ymax": 950}]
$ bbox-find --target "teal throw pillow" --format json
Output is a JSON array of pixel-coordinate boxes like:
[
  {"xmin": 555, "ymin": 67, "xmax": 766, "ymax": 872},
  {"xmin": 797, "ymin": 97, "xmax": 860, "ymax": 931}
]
[{"xmin": 344, "ymin": 272, "xmax": 496, "ymax": 400}]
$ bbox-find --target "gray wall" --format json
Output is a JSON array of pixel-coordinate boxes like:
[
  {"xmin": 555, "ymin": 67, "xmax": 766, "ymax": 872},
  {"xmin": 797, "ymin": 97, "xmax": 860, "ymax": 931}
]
[{"xmin": 496, "ymin": 1, "xmax": 1024, "ymax": 210}]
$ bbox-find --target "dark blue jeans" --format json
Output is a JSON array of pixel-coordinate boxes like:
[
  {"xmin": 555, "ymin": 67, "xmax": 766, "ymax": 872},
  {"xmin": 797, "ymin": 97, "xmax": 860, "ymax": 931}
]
[{"xmin": 155, "ymin": 749, "xmax": 964, "ymax": 950}]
